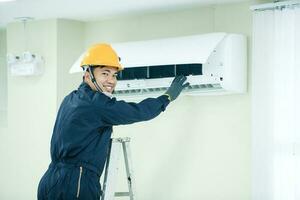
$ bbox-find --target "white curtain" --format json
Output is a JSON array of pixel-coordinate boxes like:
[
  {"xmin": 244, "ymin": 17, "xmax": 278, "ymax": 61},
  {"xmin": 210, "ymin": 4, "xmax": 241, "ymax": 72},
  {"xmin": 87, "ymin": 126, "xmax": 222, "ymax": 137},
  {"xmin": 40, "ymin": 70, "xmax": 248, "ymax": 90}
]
[{"xmin": 252, "ymin": 7, "xmax": 300, "ymax": 200}]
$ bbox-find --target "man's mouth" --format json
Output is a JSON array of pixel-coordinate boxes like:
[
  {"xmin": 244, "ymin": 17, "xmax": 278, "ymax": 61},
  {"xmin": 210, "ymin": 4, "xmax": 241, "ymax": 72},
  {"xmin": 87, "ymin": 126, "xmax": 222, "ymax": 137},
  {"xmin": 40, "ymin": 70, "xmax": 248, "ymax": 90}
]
[{"xmin": 103, "ymin": 85, "xmax": 114, "ymax": 93}]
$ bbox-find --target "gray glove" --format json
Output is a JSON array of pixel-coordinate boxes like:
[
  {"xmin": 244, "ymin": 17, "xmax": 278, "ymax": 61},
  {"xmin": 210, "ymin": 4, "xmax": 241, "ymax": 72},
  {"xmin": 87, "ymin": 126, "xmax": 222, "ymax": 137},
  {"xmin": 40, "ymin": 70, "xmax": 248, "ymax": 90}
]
[{"xmin": 164, "ymin": 75, "xmax": 190, "ymax": 101}]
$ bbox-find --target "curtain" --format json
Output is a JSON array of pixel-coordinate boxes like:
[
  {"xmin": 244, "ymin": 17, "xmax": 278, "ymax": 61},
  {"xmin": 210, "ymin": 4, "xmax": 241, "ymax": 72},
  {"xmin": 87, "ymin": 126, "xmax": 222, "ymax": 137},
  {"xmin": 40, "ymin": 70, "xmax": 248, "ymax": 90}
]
[{"xmin": 252, "ymin": 7, "xmax": 300, "ymax": 200}]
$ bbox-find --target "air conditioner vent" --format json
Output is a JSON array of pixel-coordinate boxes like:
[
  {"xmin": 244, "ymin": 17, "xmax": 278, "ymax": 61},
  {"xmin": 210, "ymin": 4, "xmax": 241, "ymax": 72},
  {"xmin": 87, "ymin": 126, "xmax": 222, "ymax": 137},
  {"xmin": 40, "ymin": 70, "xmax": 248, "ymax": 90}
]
[{"xmin": 114, "ymin": 84, "xmax": 223, "ymax": 97}]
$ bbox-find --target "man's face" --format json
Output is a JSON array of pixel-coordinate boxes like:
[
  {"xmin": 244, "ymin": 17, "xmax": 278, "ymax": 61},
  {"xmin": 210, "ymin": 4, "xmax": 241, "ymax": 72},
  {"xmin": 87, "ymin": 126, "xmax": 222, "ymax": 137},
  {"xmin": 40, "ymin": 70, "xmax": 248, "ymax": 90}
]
[{"xmin": 86, "ymin": 66, "xmax": 118, "ymax": 94}]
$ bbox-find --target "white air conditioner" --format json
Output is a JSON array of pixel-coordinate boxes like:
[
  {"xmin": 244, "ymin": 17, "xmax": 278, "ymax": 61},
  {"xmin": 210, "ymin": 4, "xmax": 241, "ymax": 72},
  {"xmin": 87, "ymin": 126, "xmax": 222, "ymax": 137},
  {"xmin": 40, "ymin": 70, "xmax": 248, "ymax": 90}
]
[{"xmin": 70, "ymin": 32, "xmax": 247, "ymax": 100}]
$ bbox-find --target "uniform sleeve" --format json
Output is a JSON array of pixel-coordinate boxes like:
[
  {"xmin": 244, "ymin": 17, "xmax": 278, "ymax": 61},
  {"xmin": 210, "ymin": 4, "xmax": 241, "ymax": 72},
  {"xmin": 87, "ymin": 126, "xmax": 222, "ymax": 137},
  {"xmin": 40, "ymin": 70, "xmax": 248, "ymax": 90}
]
[{"xmin": 94, "ymin": 94, "xmax": 170, "ymax": 126}]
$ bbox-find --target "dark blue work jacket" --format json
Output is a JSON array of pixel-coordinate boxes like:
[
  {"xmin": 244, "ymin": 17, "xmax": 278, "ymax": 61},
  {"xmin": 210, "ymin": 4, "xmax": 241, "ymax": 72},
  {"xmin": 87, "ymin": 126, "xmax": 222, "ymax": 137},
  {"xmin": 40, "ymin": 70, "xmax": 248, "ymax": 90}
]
[
  {"xmin": 50, "ymin": 82, "xmax": 170, "ymax": 177},
  {"xmin": 38, "ymin": 82, "xmax": 170, "ymax": 199}
]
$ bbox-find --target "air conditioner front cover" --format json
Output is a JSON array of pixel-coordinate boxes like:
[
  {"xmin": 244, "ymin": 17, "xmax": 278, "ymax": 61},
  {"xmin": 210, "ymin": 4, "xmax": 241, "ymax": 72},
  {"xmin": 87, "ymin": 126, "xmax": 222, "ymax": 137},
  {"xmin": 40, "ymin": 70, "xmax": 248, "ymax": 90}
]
[{"xmin": 69, "ymin": 32, "xmax": 227, "ymax": 73}]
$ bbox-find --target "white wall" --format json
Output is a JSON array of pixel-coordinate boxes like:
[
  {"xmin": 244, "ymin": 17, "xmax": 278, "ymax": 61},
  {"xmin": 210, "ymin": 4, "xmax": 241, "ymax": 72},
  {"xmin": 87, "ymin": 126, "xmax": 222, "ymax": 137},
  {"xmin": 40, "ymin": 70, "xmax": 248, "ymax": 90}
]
[
  {"xmin": 85, "ymin": 2, "xmax": 251, "ymax": 200},
  {"xmin": 84, "ymin": 6, "xmax": 214, "ymax": 45},
  {"xmin": 1, "ymin": 20, "xmax": 58, "ymax": 199},
  {"xmin": 0, "ymin": 29, "xmax": 7, "ymax": 126},
  {"xmin": 0, "ymin": 19, "xmax": 85, "ymax": 199},
  {"xmin": 57, "ymin": 19, "xmax": 84, "ymax": 105},
  {"xmin": 0, "ymin": 2, "xmax": 252, "ymax": 199},
  {"xmin": 0, "ymin": 29, "xmax": 9, "ymax": 183}
]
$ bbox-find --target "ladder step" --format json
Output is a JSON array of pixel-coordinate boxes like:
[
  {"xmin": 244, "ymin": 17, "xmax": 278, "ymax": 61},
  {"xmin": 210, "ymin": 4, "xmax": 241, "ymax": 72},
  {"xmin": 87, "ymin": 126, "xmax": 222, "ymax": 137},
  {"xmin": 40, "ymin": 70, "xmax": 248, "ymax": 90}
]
[{"xmin": 115, "ymin": 192, "xmax": 130, "ymax": 197}]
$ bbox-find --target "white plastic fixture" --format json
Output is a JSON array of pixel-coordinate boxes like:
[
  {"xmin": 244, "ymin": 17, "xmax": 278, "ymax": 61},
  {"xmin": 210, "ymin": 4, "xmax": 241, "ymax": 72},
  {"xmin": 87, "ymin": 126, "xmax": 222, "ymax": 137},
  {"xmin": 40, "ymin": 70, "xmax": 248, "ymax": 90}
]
[
  {"xmin": 7, "ymin": 52, "xmax": 44, "ymax": 76},
  {"xmin": 70, "ymin": 32, "xmax": 247, "ymax": 99}
]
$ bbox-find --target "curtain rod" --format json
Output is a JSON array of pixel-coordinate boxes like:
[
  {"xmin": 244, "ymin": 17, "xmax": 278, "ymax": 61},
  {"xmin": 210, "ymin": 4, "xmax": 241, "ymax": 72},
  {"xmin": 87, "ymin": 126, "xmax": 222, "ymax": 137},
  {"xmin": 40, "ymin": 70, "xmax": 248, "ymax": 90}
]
[{"xmin": 250, "ymin": 0, "xmax": 300, "ymax": 11}]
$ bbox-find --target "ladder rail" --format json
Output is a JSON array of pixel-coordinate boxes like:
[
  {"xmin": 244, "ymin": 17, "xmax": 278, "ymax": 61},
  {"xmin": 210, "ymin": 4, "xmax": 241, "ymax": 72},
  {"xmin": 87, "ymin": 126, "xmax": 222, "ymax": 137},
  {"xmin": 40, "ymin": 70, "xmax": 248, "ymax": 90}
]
[
  {"xmin": 122, "ymin": 141, "xmax": 136, "ymax": 200},
  {"xmin": 101, "ymin": 137, "xmax": 136, "ymax": 200},
  {"xmin": 100, "ymin": 141, "xmax": 112, "ymax": 200}
]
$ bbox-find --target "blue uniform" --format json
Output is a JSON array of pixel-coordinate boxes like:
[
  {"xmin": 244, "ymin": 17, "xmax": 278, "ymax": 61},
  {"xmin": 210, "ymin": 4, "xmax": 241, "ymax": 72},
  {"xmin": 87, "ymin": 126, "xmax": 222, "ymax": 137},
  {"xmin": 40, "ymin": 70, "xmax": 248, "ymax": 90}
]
[{"xmin": 38, "ymin": 82, "xmax": 170, "ymax": 200}]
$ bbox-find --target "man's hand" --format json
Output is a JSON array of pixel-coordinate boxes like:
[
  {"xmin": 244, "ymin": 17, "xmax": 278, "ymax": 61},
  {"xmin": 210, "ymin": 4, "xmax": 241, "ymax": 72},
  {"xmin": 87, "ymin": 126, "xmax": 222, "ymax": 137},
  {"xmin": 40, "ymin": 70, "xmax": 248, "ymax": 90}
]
[{"xmin": 164, "ymin": 75, "xmax": 190, "ymax": 101}]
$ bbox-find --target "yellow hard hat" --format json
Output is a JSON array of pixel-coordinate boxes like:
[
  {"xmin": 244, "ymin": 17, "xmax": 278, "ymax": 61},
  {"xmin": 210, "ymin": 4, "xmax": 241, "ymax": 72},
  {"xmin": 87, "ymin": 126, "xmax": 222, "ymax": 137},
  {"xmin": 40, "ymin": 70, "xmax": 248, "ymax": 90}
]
[{"xmin": 80, "ymin": 43, "xmax": 123, "ymax": 71}]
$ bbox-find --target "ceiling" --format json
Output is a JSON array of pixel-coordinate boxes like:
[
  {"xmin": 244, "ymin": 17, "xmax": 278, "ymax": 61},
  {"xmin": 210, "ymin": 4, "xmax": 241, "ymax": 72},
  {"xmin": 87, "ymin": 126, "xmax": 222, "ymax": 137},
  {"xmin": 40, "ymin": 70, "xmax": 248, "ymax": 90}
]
[{"xmin": 0, "ymin": 0, "xmax": 247, "ymax": 28}]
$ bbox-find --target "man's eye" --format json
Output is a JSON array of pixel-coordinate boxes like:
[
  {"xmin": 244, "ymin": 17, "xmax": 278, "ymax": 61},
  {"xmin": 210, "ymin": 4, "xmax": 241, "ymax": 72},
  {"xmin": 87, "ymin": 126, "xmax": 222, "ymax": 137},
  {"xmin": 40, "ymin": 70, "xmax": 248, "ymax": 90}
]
[
  {"xmin": 113, "ymin": 74, "xmax": 118, "ymax": 78},
  {"xmin": 102, "ymin": 72, "xmax": 108, "ymax": 76}
]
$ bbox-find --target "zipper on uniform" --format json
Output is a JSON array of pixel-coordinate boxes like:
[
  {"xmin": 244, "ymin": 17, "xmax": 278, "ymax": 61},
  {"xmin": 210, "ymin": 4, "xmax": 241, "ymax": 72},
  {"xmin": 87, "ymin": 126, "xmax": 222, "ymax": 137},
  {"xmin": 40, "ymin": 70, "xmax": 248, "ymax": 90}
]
[{"xmin": 76, "ymin": 166, "xmax": 83, "ymax": 198}]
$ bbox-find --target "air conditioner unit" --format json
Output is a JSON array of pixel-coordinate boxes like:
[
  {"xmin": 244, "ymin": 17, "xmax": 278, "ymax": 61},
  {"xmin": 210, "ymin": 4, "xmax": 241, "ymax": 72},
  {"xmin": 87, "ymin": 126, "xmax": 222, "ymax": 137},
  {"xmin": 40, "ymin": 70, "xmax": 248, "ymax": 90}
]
[{"xmin": 70, "ymin": 32, "xmax": 247, "ymax": 100}]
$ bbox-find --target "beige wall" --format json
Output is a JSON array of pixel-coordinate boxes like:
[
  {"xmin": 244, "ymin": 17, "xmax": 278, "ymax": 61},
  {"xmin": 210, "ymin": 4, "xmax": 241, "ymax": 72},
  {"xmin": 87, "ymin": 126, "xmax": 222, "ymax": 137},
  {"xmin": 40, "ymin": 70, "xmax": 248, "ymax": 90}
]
[
  {"xmin": 0, "ymin": 29, "xmax": 7, "ymax": 126},
  {"xmin": 85, "ymin": 2, "xmax": 251, "ymax": 200},
  {"xmin": 0, "ymin": 1, "xmax": 252, "ymax": 199},
  {"xmin": 0, "ymin": 29, "xmax": 8, "ymax": 183},
  {"xmin": 0, "ymin": 19, "xmax": 85, "ymax": 199},
  {"xmin": 57, "ymin": 19, "xmax": 85, "ymax": 105},
  {"xmin": 1, "ymin": 20, "xmax": 58, "ymax": 199},
  {"xmin": 84, "ymin": 6, "xmax": 214, "ymax": 45}
]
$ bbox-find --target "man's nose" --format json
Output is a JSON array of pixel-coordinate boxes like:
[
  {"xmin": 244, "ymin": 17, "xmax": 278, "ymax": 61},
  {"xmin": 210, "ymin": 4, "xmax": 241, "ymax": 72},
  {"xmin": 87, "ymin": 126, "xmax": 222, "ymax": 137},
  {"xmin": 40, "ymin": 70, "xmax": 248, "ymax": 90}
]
[{"xmin": 107, "ymin": 75, "xmax": 116, "ymax": 84}]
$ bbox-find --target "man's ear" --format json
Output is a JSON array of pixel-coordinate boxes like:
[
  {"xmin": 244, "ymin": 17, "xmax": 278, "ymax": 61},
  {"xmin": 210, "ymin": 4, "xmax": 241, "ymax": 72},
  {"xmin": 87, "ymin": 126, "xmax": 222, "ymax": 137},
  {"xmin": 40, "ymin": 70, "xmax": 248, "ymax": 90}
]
[{"xmin": 84, "ymin": 71, "xmax": 90, "ymax": 82}]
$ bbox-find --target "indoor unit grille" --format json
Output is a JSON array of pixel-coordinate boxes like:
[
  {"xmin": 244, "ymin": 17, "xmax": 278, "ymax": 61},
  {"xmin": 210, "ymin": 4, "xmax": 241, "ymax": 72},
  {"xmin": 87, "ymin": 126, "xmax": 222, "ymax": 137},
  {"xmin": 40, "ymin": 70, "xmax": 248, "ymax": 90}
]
[{"xmin": 114, "ymin": 83, "xmax": 222, "ymax": 96}]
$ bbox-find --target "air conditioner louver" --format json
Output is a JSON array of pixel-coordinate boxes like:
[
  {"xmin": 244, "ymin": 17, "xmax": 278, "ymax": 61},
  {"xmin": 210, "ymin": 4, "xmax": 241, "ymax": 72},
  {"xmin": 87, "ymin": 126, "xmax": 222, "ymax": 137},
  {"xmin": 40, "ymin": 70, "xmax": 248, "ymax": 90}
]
[{"xmin": 114, "ymin": 83, "xmax": 223, "ymax": 98}]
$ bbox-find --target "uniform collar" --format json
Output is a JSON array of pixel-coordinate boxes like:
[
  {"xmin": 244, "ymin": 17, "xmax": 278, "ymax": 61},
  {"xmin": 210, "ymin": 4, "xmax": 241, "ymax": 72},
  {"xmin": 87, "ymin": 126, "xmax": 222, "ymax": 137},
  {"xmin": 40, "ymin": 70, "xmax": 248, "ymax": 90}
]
[
  {"xmin": 78, "ymin": 82, "xmax": 91, "ymax": 91},
  {"xmin": 78, "ymin": 82, "xmax": 113, "ymax": 99}
]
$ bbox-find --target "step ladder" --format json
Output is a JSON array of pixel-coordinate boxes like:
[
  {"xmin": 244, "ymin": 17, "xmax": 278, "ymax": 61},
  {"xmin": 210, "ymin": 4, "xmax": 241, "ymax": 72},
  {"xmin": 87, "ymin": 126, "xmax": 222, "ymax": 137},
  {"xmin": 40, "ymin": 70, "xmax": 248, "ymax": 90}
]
[{"xmin": 101, "ymin": 137, "xmax": 136, "ymax": 200}]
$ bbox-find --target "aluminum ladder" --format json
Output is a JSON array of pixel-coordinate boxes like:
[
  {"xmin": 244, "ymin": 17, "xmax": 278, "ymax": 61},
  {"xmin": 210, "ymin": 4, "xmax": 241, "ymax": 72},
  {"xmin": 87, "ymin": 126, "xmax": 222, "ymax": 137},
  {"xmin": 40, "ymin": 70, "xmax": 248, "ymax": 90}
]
[{"xmin": 101, "ymin": 137, "xmax": 136, "ymax": 200}]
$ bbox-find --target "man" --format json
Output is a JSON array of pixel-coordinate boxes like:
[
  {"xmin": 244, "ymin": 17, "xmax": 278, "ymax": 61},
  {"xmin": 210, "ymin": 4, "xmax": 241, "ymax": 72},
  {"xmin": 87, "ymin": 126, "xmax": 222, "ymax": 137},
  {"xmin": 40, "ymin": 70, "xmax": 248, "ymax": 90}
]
[{"xmin": 38, "ymin": 43, "xmax": 189, "ymax": 199}]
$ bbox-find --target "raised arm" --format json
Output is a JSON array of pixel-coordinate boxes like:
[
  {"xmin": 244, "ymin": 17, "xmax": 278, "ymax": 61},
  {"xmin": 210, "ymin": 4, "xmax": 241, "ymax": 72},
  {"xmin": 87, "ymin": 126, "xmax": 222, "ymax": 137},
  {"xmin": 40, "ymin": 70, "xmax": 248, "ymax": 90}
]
[{"xmin": 95, "ymin": 75, "xmax": 189, "ymax": 126}]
